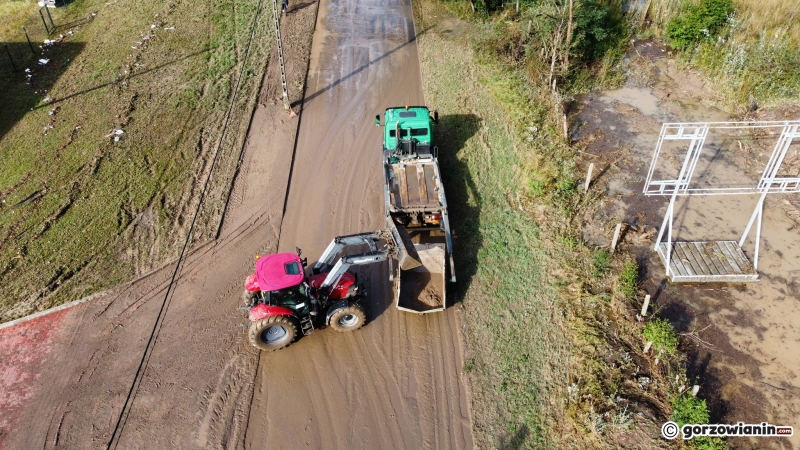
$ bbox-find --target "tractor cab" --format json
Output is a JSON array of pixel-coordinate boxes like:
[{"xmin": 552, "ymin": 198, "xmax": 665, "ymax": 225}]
[
  {"xmin": 255, "ymin": 252, "xmax": 305, "ymax": 290},
  {"xmin": 246, "ymin": 253, "xmax": 309, "ymax": 310}
]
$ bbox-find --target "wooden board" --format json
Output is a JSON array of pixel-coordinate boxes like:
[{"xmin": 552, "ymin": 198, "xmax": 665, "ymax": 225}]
[{"xmin": 656, "ymin": 241, "xmax": 758, "ymax": 283}]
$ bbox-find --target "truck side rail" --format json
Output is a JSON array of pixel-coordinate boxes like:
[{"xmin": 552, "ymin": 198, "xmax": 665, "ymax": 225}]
[{"xmin": 432, "ymin": 160, "xmax": 456, "ymax": 282}]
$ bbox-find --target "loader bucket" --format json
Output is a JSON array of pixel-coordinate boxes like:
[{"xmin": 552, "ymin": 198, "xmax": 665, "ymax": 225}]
[{"xmin": 387, "ymin": 217, "xmax": 422, "ymax": 270}]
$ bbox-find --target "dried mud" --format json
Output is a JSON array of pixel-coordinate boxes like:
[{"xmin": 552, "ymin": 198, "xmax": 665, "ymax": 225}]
[
  {"xmin": 0, "ymin": 0, "xmax": 473, "ymax": 448},
  {"xmin": 574, "ymin": 39, "xmax": 800, "ymax": 449}
]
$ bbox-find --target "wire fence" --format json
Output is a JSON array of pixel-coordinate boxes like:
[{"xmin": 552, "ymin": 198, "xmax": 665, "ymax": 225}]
[{"xmin": 2, "ymin": 3, "xmax": 87, "ymax": 76}]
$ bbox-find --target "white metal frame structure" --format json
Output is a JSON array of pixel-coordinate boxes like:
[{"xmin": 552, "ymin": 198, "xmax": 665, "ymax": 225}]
[{"xmin": 644, "ymin": 120, "xmax": 800, "ymax": 282}]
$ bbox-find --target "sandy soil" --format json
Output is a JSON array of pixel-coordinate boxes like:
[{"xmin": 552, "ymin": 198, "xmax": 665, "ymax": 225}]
[
  {"xmin": 0, "ymin": 0, "xmax": 473, "ymax": 447},
  {"xmin": 573, "ymin": 40, "xmax": 800, "ymax": 449}
]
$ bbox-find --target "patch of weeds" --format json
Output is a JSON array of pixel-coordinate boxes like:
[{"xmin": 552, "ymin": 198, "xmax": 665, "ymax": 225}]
[
  {"xmin": 463, "ymin": 357, "xmax": 475, "ymax": 373},
  {"xmin": 527, "ymin": 179, "xmax": 546, "ymax": 197},
  {"xmin": 592, "ymin": 249, "xmax": 611, "ymax": 279},
  {"xmin": 643, "ymin": 318, "xmax": 678, "ymax": 357},
  {"xmin": 671, "ymin": 393, "xmax": 727, "ymax": 449},
  {"xmin": 618, "ymin": 259, "xmax": 638, "ymax": 299}
]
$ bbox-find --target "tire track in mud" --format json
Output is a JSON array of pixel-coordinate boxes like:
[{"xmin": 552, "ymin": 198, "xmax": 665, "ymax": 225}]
[{"xmin": 246, "ymin": 0, "xmax": 473, "ymax": 446}]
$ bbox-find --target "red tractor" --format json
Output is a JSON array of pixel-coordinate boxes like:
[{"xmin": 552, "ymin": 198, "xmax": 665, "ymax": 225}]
[{"xmin": 242, "ymin": 231, "xmax": 395, "ymax": 351}]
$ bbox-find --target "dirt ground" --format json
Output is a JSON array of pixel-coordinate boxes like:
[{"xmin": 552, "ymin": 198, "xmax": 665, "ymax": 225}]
[
  {"xmin": 0, "ymin": 0, "xmax": 473, "ymax": 447},
  {"xmin": 573, "ymin": 40, "xmax": 800, "ymax": 449}
]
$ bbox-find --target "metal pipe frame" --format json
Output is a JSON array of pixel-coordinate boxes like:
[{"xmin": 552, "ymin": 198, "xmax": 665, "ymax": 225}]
[{"xmin": 644, "ymin": 120, "xmax": 800, "ymax": 196}]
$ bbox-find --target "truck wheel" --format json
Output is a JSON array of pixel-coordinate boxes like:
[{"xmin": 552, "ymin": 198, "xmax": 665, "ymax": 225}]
[
  {"xmin": 328, "ymin": 304, "xmax": 366, "ymax": 332},
  {"xmin": 248, "ymin": 315, "xmax": 298, "ymax": 351}
]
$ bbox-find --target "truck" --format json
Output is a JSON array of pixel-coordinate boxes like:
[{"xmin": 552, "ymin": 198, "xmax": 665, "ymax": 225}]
[{"xmin": 377, "ymin": 105, "xmax": 455, "ymax": 314}]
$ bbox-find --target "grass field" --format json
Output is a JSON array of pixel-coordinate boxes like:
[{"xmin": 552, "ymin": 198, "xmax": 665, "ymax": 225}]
[
  {"xmin": 412, "ymin": 2, "xmax": 572, "ymax": 446},
  {"xmin": 0, "ymin": 0, "xmax": 273, "ymax": 321}
]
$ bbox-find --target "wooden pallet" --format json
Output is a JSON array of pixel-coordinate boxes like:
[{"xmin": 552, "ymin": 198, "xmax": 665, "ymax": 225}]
[{"xmin": 656, "ymin": 241, "xmax": 758, "ymax": 283}]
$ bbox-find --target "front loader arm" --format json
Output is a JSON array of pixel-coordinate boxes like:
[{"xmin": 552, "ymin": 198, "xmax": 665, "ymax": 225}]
[
  {"xmin": 313, "ymin": 231, "xmax": 385, "ymax": 274},
  {"xmin": 319, "ymin": 250, "xmax": 391, "ymax": 290},
  {"xmin": 312, "ymin": 219, "xmax": 422, "ymax": 293}
]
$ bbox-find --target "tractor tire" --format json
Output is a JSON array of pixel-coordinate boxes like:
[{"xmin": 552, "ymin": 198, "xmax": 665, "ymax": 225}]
[
  {"xmin": 328, "ymin": 304, "xmax": 366, "ymax": 332},
  {"xmin": 248, "ymin": 315, "xmax": 298, "ymax": 351}
]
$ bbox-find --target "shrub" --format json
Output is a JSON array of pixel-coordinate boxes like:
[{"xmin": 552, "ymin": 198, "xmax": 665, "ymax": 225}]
[
  {"xmin": 642, "ymin": 318, "xmax": 678, "ymax": 356},
  {"xmin": 666, "ymin": 0, "xmax": 733, "ymax": 50},
  {"xmin": 671, "ymin": 393, "xmax": 727, "ymax": 449},
  {"xmin": 571, "ymin": 0, "xmax": 625, "ymax": 64}
]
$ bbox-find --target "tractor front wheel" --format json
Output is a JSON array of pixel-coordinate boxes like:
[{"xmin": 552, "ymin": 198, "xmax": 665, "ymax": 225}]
[
  {"xmin": 248, "ymin": 315, "xmax": 298, "ymax": 351},
  {"xmin": 328, "ymin": 304, "xmax": 366, "ymax": 332}
]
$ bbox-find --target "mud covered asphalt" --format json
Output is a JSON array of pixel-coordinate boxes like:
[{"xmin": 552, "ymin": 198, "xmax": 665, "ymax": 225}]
[{"xmin": 0, "ymin": 0, "xmax": 473, "ymax": 447}]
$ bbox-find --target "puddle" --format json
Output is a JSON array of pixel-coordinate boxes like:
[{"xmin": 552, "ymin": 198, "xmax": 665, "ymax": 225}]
[{"xmin": 601, "ymin": 87, "xmax": 661, "ymax": 116}]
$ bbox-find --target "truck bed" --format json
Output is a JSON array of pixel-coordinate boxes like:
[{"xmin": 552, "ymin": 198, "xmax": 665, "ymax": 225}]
[
  {"xmin": 396, "ymin": 244, "xmax": 446, "ymax": 313},
  {"xmin": 387, "ymin": 160, "xmax": 440, "ymax": 211}
]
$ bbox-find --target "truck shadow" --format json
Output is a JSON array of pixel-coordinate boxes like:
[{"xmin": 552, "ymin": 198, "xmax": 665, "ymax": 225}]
[{"xmin": 435, "ymin": 114, "xmax": 482, "ymax": 306}]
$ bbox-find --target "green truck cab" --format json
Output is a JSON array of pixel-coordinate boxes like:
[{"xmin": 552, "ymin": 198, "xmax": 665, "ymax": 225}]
[{"xmin": 376, "ymin": 106, "xmax": 438, "ymax": 154}]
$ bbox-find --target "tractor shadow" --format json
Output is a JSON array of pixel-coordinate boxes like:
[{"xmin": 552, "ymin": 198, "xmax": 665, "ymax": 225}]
[{"xmin": 436, "ymin": 113, "xmax": 482, "ymax": 306}]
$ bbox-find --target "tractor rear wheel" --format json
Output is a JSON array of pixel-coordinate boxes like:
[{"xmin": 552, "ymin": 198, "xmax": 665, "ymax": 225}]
[
  {"xmin": 328, "ymin": 304, "xmax": 366, "ymax": 332},
  {"xmin": 248, "ymin": 315, "xmax": 298, "ymax": 351}
]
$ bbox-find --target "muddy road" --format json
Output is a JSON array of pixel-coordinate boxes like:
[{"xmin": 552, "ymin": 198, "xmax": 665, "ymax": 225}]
[
  {"xmin": 247, "ymin": 0, "xmax": 472, "ymax": 447},
  {"xmin": 0, "ymin": 0, "xmax": 473, "ymax": 447}
]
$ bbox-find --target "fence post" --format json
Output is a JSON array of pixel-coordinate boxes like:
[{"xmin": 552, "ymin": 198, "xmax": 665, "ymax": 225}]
[
  {"xmin": 4, "ymin": 44, "xmax": 18, "ymax": 71},
  {"xmin": 610, "ymin": 223, "xmax": 622, "ymax": 252},
  {"xmin": 44, "ymin": 6, "xmax": 56, "ymax": 30},
  {"xmin": 584, "ymin": 163, "xmax": 594, "ymax": 193},
  {"xmin": 23, "ymin": 27, "xmax": 36, "ymax": 55},
  {"xmin": 40, "ymin": 9, "xmax": 50, "ymax": 34}
]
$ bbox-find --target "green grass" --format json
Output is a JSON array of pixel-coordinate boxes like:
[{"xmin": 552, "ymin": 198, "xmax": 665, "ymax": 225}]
[
  {"xmin": 414, "ymin": 2, "xmax": 572, "ymax": 447},
  {"xmin": 591, "ymin": 249, "xmax": 611, "ymax": 279},
  {"xmin": 0, "ymin": 0, "xmax": 274, "ymax": 320},
  {"xmin": 618, "ymin": 259, "xmax": 638, "ymax": 299},
  {"xmin": 671, "ymin": 393, "xmax": 727, "ymax": 449},
  {"xmin": 643, "ymin": 318, "xmax": 679, "ymax": 357}
]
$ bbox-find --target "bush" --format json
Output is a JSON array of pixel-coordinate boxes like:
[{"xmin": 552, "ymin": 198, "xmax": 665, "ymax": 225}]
[
  {"xmin": 571, "ymin": 0, "xmax": 625, "ymax": 64},
  {"xmin": 642, "ymin": 318, "xmax": 678, "ymax": 356},
  {"xmin": 666, "ymin": 0, "xmax": 733, "ymax": 50}
]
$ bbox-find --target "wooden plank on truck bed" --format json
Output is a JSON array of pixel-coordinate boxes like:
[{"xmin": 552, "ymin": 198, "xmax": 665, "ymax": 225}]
[
  {"xmin": 423, "ymin": 165, "xmax": 437, "ymax": 205},
  {"xmin": 405, "ymin": 164, "xmax": 422, "ymax": 205}
]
